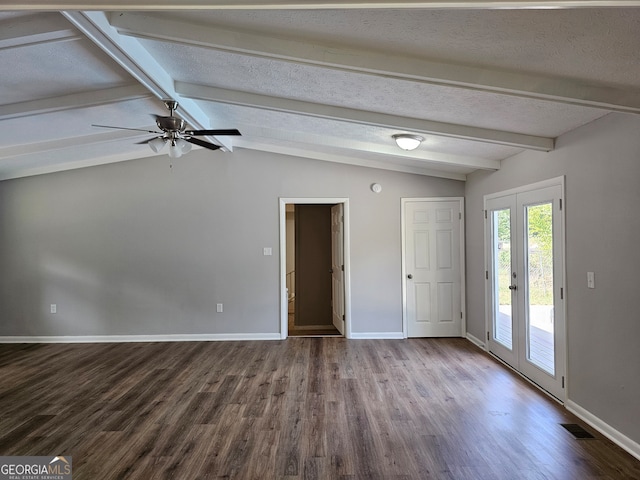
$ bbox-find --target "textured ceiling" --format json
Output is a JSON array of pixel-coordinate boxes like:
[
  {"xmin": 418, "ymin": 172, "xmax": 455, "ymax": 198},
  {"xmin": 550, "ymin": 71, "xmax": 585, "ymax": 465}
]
[
  {"xmin": 139, "ymin": 39, "xmax": 608, "ymax": 136},
  {"xmin": 166, "ymin": 9, "xmax": 640, "ymax": 87},
  {"xmin": 0, "ymin": 6, "xmax": 639, "ymax": 181}
]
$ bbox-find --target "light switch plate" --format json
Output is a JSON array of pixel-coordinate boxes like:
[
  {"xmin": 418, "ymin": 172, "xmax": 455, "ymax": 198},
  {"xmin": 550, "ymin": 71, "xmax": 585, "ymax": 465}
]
[
  {"xmin": 587, "ymin": 272, "xmax": 595, "ymax": 289},
  {"xmin": 263, "ymin": 247, "xmax": 272, "ymax": 256}
]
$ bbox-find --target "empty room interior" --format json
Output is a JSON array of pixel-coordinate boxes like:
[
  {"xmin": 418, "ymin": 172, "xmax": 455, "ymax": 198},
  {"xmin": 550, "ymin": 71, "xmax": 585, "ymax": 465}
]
[{"xmin": 1, "ymin": 2, "xmax": 639, "ymax": 479}]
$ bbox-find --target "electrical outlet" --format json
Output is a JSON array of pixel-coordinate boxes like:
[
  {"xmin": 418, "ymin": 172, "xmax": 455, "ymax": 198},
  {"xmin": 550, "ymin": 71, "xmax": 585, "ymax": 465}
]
[
  {"xmin": 587, "ymin": 272, "xmax": 595, "ymax": 289},
  {"xmin": 50, "ymin": 304, "xmax": 57, "ymax": 314},
  {"xmin": 263, "ymin": 247, "xmax": 272, "ymax": 256},
  {"xmin": 216, "ymin": 303, "xmax": 223, "ymax": 313}
]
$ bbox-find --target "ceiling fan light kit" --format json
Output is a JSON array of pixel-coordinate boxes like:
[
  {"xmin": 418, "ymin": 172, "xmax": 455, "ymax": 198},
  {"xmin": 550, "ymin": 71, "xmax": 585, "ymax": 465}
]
[
  {"xmin": 393, "ymin": 134, "xmax": 424, "ymax": 151},
  {"xmin": 92, "ymin": 100, "xmax": 241, "ymax": 158},
  {"xmin": 148, "ymin": 136, "xmax": 167, "ymax": 153},
  {"xmin": 168, "ymin": 138, "xmax": 192, "ymax": 158}
]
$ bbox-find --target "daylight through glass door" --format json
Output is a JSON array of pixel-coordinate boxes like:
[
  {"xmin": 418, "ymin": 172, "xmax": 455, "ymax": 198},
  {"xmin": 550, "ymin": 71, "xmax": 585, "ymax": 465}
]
[
  {"xmin": 525, "ymin": 202, "xmax": 555, "ymax": 375},
  {"xmin": 492, "ymin": 208, "xmax": 513, "ymax": 350}
]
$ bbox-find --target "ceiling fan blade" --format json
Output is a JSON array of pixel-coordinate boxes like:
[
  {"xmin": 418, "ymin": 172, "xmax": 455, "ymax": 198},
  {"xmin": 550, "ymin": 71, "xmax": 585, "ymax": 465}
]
[
  {"xmin": 135, "ymin": 137, "xmax": 159, "ymax": 145},
  {"xmin": 184, "ymin": 129, "xmax": 241, "ymax": 136},
  {"xmin": 92, "ymin": 124, "xmax": 159, "ymax": 134},
  {"xmin": 185, "ymin": 137, "xmax": 222, "ymax": 151}
]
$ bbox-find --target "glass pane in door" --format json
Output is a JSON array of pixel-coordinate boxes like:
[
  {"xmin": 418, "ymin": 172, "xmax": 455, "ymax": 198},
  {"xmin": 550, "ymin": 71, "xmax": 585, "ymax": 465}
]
[
  {"xmin": 492, "ymin": 209, "xmax": 513, "ymax": 349},
  {"xmin": 525, "ymin": 203, "xmax": 555, "ymax": 374}
]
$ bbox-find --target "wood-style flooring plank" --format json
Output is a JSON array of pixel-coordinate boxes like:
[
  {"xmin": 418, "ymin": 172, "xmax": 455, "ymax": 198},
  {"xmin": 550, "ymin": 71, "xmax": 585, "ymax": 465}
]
[{"xmin": 0, "ymin": 338, "xmax": 639, "ymax": 479}]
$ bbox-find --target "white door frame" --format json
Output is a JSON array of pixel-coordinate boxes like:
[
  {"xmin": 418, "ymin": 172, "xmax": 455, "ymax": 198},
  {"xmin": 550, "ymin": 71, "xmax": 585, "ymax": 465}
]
[
  {"xmin": 279, "ymin": 198, "xmax": 351, "ymax": 339},
  {"xmin": 401, "ymin": 197, "xmax": 466, "ymax": 339},
  {"xmin": 483, "ymin": 176, "xmax": 567, "ymax": 402}
]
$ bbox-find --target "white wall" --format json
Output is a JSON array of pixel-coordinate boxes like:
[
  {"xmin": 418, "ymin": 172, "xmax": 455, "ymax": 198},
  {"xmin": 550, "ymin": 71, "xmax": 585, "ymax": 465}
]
[
  {"xmin": 465, "ymin": 112, "xmax": 640, "ymax": 448},
  {"xmin": 0, "ymin": 148, "xmax": 463, "ymax": 338}
]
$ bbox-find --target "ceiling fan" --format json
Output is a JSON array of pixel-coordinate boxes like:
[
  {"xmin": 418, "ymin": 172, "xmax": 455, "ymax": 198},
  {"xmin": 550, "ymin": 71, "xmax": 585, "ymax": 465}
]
[{"xmin": 92, "ymin": 100, "xmax": 241, "ymax": 158}]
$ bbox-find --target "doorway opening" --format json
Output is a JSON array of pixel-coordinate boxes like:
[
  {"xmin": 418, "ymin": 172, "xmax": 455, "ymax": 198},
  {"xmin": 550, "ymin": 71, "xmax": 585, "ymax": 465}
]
[{"xmin": 279, "ymin": 198, "xmax": 350, "ymax": 339}]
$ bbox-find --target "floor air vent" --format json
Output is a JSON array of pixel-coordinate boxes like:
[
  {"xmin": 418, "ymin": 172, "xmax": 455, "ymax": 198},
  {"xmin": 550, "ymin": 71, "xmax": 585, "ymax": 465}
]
[{"xmin": 561, "ymin": 423, "xmax": 595, "ymax": 439}]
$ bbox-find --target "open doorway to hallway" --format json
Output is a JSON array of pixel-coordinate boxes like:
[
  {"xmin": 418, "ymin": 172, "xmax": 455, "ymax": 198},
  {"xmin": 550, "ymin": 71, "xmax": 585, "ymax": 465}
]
[
  {"xmin": 280, "ymin": 198, "xmax": 350, "ymax": 339},
  {"xmin": 287, "ymin": 204, "xmax": 341, "ymax": 337}
]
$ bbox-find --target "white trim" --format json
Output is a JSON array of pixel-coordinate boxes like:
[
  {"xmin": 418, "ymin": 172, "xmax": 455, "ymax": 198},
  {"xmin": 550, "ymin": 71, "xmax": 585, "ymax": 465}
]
[
  {"xmin": 566, "ymin": 400, "xmax": 640, "ymax": 462},
  {"xmin": 349, "ymin": 332, "xmax": 404, "ymax": 340},
  {"xmin": 466, "ymin": 333, "xmax": 486, "ymax": 350},
  {"xmin": 401, "ymin": 197, "xmax": 466, "ymax": 339},
  {"xmin": 279, "ymin": 198, "xmax": 352, "ymax": 340},
  {"xmin": 0, "ymin": 333, "xmax": 281, "ymax": 344},
  {"xmin": 484, "ymin": 175, "xmax": 566, "ymax": 201}
]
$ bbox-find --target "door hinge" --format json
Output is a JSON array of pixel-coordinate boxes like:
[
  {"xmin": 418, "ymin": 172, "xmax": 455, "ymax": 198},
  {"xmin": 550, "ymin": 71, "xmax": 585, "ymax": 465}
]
[
  {"xmin": 484, "ymin": 210, "xmax": 487, "ymax": 219},
  {"xmin": 341, "ymin": 264, "xmax": 344, "ymax": 271},
  {"xmin": 459, "ymin": 212, "xmax": 462, "ymax": 220},
  {"xmin": 559, "ymin": 199, "xmax": 563, "ymax": 211},
  {"xmin": 487, "ymin": 331, "xmax": 490, "ymax": 341},
  {"xmin": 460, "ymin": 312, "xmax": 463, "ymax": 319},
  {"xmin": 560, "ymin": 287, "xmax": 564, "ymax": 299},
  {"xmin": 562, "ymin": 376, "xmax": 565, "ymax": 388},
  {"xmin": 485, "ymin": 270, "xmax": 489, "ymax": 280},
  {"xmin": 342, "ymin": 314, "xmax": 345, "ymax": 320}
]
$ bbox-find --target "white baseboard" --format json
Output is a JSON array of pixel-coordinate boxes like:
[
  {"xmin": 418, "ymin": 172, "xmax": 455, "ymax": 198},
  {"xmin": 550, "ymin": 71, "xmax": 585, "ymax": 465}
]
[
  {"xmin": 566, "ymin": 399, "xmax": 640, "ymax": 461},
  {"xmin": 349, "ymin": 332, "xmax": 404, "ymax": 339},
  {"xmin": 466, "ymin": 332, "xmax": 486, "ymax": 350},
  {"xmin": 0, "ymin": 333, "xmax": 282, "ymax": 344}
]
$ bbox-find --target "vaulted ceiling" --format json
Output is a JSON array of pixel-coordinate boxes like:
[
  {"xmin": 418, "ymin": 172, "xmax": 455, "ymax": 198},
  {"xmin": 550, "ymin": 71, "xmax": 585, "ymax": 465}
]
[{"xmin": 1, "ymin": 3, "xmax": 639, "ymax": 181}]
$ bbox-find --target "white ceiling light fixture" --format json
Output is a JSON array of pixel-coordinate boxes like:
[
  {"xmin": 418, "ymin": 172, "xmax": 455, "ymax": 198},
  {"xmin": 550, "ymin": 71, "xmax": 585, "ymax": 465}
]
[
  {"xmin": 168, "ymin": 138, "xmax": 192, "ymax": 158},
  {"xmin": 393, "ymin": 134, "xmax": 424, "ymax": 151},
  {"xmin": 148, "ymin": 136, "xmax": 167, "ymax": 153}
]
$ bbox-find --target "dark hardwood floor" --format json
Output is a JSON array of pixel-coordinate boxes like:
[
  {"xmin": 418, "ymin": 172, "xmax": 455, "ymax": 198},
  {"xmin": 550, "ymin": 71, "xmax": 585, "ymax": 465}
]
[{"xmin": 0, "ymin": 338, "xmax": 638, "ymax": 479}]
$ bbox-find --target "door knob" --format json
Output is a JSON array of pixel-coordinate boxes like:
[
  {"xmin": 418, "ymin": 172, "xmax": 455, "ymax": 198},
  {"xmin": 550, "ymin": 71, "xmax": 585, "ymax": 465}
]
[
  {"xmin": 508, "ymin": 284, "xmax": 517, "ymax": 290},
  {"xmin": 407, "ymin": 274, "xmax": 413, "ymax": 279}
]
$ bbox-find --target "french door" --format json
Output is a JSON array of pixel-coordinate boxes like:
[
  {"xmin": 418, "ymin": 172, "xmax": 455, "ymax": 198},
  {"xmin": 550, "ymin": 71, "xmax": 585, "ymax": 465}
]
[{"xmin": 485, "ymin": 181, "xmax": 566, "ymax": 400}]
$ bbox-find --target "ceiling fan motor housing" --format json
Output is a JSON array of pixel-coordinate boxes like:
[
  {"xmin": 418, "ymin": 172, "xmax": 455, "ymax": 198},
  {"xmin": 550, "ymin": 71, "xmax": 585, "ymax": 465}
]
[{"xmin": 157, "ymin": 116, "xmax": 185, "ymax": 133}]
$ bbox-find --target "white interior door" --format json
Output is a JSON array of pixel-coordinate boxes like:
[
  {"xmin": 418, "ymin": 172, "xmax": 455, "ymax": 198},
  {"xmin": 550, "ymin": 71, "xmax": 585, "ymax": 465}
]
[
  {"xmin": 404, "ymin": 199, "xmax": 463, "ymax": 337},
  {"xmin": 331, "ymin": 204, "xmax": 345, "ymax": 335},
  {"xmin": 486, "ymin": 183, "xmax": 566, "ymax": 400}
]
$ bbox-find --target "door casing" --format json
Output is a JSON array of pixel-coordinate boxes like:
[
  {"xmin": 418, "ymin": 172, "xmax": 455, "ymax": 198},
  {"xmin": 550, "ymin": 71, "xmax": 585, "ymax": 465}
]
[{"xmin": 279, "ymin": 198, "xmax": 351, "ymax": 339}]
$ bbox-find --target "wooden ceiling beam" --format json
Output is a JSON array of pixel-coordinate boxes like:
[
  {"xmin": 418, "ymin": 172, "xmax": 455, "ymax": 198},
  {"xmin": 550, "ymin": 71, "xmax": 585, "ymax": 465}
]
[
  {"xmin": 177, "ymin": 81, "xmax": 551, "ymax": 154},
  {"xmin": 114, "ymin": 12, "xmax": 640, "ymax": 115},
  {"xmin": 61, "ymin": 11, "xmax": 234, "ymax": 150}
]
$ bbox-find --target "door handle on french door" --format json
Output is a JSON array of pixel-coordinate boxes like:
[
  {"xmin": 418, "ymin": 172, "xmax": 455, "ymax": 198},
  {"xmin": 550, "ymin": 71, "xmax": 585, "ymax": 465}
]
[
  {"xmin": 407, "ymin": 274, "xmax": 413, "ymax": 279},
  {"xmin": 508, "ymin": 285, "xmax": 517, "ymax": 290}
]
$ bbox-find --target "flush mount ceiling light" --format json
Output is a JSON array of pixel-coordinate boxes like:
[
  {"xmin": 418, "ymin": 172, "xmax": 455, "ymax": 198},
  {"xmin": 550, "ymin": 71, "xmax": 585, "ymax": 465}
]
[{"xmin": 392, "ymin": 134, "xmax": 424, "ymax": 151}]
